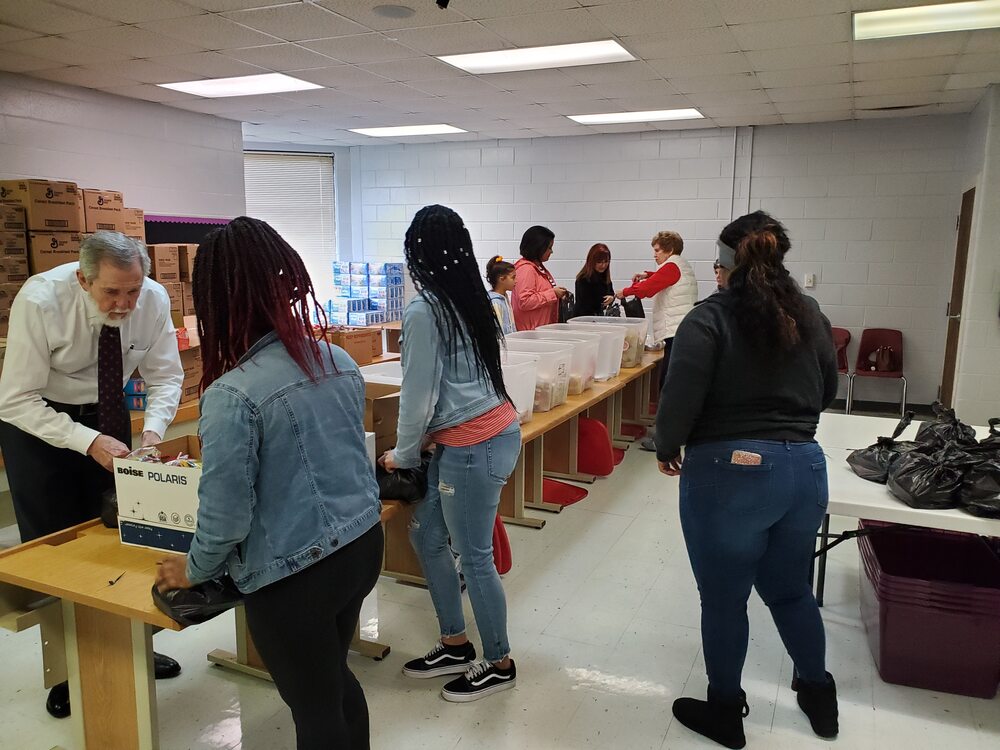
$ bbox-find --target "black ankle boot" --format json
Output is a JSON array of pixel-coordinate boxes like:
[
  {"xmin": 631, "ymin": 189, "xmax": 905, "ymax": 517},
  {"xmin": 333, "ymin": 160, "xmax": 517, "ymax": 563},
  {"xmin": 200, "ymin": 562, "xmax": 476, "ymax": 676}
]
[
  {"xmin": 672, "ymin": 688, "xmax": 749, "ymax": 749},
  {"xmin": 792, "ymin": 672, "xmax": 839, "ymax": 739}
]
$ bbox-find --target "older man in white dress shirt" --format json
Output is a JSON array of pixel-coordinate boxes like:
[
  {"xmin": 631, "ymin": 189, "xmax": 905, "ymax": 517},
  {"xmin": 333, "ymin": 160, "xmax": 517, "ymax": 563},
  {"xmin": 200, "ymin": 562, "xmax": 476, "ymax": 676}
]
[{"xmin": 0, "ymin": 231, "xmax": 185, "ymax": 718}]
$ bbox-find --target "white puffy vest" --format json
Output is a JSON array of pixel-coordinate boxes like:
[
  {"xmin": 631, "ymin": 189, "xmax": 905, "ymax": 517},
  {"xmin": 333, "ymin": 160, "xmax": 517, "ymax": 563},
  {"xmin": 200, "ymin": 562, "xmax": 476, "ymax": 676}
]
[{"xmin": 651, "ymin": 255, "xmax": 698, "ymax": 342}]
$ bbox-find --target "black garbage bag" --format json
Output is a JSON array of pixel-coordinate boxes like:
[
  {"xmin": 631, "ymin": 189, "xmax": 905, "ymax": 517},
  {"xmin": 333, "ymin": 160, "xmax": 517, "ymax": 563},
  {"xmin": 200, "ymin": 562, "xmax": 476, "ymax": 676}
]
[
  {"xmin": 915, "ymin": 401, "xmax": 978, "ymax": 449},
  {"xmin": 376, "ymin": 452, "xmax": 432, "ymax": 504},
  {"xmin": 967, "ymin": 418, "xmax": 1000, "ymax": 459},
  {"xmin": 959, "ymin": 459, "xmax": 1000, "ymax": 518},
  {"xmin": 846, "ymin": 411, "xmax": 922, "ymax": 483},
  {"xmin": 887, "ymin": 443, "xmax": 981, "ymax": 510},
  {"xmin": 99, "ymin": 489, "xmax": 119, "ymax": 529},
  {"xmin": 152, "ymin": 577, "xmax": 243, "ymax": 627}
]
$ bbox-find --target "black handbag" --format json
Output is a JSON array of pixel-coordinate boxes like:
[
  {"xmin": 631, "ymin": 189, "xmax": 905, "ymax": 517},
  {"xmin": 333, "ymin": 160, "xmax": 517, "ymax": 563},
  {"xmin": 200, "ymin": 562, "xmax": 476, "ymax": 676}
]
[
  {"xmin": 377, "ymin": 452, "xmax": 433, "ymax": 504},
  {"xmin": 558, "ymin": 292, "xmax": 576, "ymax": 324},
  {"xmin": 623, "ymin": 297, "xmax": 645, "ymax": 319},
  {"xmin": 100, "ymin": 488, "xmax": 119, "ymax": 528},
  {"xmin": 152, "ymin": 577, "xmax": 243, "ymax": 627}
]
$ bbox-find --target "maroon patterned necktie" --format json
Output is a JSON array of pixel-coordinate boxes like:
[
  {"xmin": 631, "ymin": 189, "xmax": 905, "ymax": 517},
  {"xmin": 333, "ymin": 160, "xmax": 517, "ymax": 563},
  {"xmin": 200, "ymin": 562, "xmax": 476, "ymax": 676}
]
[{"xmin": 98, "ymin": 325, "xmax": 130, "ymax": 446}]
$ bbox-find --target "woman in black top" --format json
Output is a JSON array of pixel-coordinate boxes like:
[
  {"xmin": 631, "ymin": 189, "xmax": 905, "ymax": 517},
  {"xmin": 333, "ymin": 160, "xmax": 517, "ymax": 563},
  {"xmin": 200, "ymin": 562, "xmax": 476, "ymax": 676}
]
[
  {"xmin": 573, "ymin": 243, "xmax": 614, "ymax": 317},
  {"xmin": 656, "ymin": 211, "xmax": 839, "ymax": 750}
]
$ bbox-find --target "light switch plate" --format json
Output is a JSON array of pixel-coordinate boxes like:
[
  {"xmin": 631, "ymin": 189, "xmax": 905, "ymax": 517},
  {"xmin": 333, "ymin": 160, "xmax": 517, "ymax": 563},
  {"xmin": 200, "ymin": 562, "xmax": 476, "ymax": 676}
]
[{"xmin": 804, "ymin": 273, "xmax": 816, "ymax": 289}]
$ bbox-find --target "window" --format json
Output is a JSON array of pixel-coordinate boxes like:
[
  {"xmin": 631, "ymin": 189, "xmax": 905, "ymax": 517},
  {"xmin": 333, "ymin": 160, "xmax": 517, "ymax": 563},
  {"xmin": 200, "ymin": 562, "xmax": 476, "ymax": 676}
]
[{"xmin": 243, "ymin": 151, "xmax": 336, "ymax": 302}]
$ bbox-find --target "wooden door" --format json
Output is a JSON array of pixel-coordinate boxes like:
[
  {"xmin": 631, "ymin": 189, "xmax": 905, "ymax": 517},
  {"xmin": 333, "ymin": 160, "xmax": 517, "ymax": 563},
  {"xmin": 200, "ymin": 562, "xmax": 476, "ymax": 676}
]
[{"xmin": 940, "ymin": 187, "xmax": 975, "ymax": 407}]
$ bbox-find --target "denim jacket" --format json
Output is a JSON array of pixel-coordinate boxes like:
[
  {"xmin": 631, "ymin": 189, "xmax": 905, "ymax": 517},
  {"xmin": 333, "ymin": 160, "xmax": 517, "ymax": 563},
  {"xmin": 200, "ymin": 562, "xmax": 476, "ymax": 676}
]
[
  {"xmin": 186, "ymin": 332, "xmax": 381, "ymax": 594},
  {"xmin": 393, "ymin": 294, "xmax": 504, "ymax": 468}
]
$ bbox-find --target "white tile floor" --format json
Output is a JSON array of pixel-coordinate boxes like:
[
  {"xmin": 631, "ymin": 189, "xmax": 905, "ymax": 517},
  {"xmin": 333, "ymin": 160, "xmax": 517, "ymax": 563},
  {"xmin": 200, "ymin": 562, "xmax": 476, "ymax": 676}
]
[{"xmin": 2, "ymin": 445, "xmax": 999, "ymax": 750}]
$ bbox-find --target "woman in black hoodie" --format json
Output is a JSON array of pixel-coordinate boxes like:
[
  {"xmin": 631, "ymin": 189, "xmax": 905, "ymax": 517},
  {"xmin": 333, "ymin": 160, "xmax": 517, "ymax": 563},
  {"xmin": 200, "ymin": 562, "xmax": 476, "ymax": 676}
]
[{"xmin": 573, "ymin": 243, "xmax": 614, "ymax": 317}]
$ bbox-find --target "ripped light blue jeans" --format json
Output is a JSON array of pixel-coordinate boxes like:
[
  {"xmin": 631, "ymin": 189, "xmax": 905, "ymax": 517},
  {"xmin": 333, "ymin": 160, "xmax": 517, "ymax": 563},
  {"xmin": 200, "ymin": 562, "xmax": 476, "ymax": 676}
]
[{"xmin": 409, "ymin": 421, "xmax": 521, "ymax": 662}]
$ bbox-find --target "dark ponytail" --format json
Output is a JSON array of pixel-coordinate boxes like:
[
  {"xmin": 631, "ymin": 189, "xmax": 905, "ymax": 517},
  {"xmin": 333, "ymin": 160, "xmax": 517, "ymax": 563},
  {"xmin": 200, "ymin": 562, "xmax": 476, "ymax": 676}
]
[
  {"xmin": 486, "ymin": 255, "xmax": 515, "ymax": 288},
  {"xmin": 720, "ymin": 210, "xmax": 816, "ymax": 352}
]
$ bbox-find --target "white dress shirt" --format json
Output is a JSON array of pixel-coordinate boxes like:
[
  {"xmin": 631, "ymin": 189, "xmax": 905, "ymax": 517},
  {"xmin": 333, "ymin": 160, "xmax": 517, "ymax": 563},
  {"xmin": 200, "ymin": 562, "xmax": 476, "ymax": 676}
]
[{"xmin": 0, "ymin": 262, "xmax": 184, "ymax": 454}]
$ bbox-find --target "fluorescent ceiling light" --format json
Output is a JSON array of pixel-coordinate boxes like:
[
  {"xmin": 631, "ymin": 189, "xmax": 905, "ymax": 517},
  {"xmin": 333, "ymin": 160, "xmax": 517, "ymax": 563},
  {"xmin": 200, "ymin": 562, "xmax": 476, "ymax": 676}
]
[
  {"xmin": 158, "ymin": 73, "xmax": 321, "ymax": 98},
  {"xmin": 439, "ymin": 40, "xmax": 634, "ymax": 75},
  {"xmin": 854, "ymin": 0, "xmax": 1000, "ymax": 40},
  {"xmin": 349, "ymin": 124, "xmax": 468, "ymax": 137},
  {"xmin": 567, "ymin": 108, "xmax": 704, "ymax": 125}
]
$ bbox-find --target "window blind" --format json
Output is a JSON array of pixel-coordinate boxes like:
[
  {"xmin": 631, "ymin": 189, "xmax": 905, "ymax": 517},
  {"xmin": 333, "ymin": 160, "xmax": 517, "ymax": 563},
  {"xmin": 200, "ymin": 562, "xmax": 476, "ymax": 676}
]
[{"xmin": 243, "ymin": 151, "xmax": 336, "ymax": 303}]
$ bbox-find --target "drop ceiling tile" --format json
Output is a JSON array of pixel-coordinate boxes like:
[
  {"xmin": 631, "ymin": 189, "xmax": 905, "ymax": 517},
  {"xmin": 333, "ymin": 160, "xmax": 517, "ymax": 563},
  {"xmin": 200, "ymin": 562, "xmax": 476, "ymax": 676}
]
[
  {"xmin": 559, "ymin": 60, "xmax": 661, "ymax": 85},
  {"xmin": 31, "ymin": 65, "xmax": 136, "ymax": 89},
  {"xmin": 63, "ymin": 25, "xmax": 205, "ymax": 58},
  {"xmin": 766, "ymin": 82, "xmax": 852, "ymax": 102},
  {"xmin": 850, "ymin": 0, "xmax": 948, "ymax": 9},
  {"xmin": 756, "ymin": 65, "xmax": 849, "ymax": 89},
  {"xmin": 782, "ymin": 110, "xmax": 852, "ymax": 124},
  {"xmin": 531, "ymin": 125, "xmax": 592, "ymax": 137},
  {"xmin": 730, "ymin": 14, "xmax": 850, "ymax": 51},
  {"xmin": 954, "ymin": 52, "xmax": 1000, "ymax": 74},
  {"xmin": 686, "ymin": 89, "xmax": 771, "ymax": 106},
  {"xmin": 648, "ymin": 53, "xmax": 752, "ymax": 78},
  {"xmin": 274, "ymin": 86, "xmax": 379, "ymax": 108},
  {"xmin": 697, "ymin": 102, "xmax": 780, "ymax": 118},
  {"xmin": 746, "ymin": 43, "xmax": 850, "ymax": 71},
  {"xmin": 715, "ymin": 114, "xmax": 784, "ymax": 127},
  {"xmin": 0, "ymin": 49, "xmax": 59, "ymax": 73},
  {"xmin": 853, "ymin": 92, "xmax": 943, "ymax": 109},
  {"xmin": 174, "ymin": 0, "xmax": 292, "ymax": 10},
  {"xmin": 336, "ymin": 81, "xmax": 434, "ymax": 103},
  {"xmin": 481, "ymin": 9, "xmax": 610, "ymax": 47},
  {"xmin": 480, "ymin": 68, "xmax": 579, "ymax": 91},
  {"xmin": 621, "ymin": 27, "xmax": 740, "ymax": 59},
  {"xmin": 314, "ymin": 0, "xmax": 465, "ymax": 30},
  {"xmin": 586, "ymin": 0, "xmax": 725, "ymax": 36},
  {"xmin": 221, "ymin": 43, "xmax": 338, "ymax": 72},
  {"xmin": 91, "ymin": 58, "xmax": 210, "ymax": 84},
  {"xmin": 56, "ymin": 0, "xmax": 200, "ymax": 23},
  {"xmin": 146, "ymin": 51, "xmax": 269, "ymax": 78},
  {"xmin": 946, "ymin": 72, "xmax": 1000, "ymax": 90},
  {"xmin": 360, "ymin": 57, "xmax": 467, "ymax": 82},
  {"xmin": 301, "ymin": 33, "xmax": 422, "ymax": 64},
  {"xmin": 99, "ymin": 83, "xmax": 200, "ymax": 102},
  {"xmin": 222, "ymin": 4, "xmax": 366, "ymax": 43},
  {"xmin": 964, "ymin": 29, "xmax": 1000, "ymax": 53},
  {"xmin": 668, "ymin": 72, "xmax": 761, "ymax": 94},
  {"xmin": 714, "ymin": 0, "xmax": 849, "ymax": 23},
  {"xmin": 459, "ymin": 0, "xmax": 581, "ymax": 21},
  {"xmin": 0, "ymin": 24, "xmax": 41, "ymax": 44},
  {"xmin": 410, "ymin": 75, "xmax": 505, "ymax": 97},
  {"xmin": 775, "ymin": 97, "xmax": 853, "ymax": 114},
  {"xmin": 604, "ymin": 94, "xmax": 698, "ymax": 110},
  {"xmin": 287, "ymin": 64, "xmax": 393, "ymax": 88},
  {"xmin": 852, "ymin": 34, "xmax": 966, "ymax": 63},
  {"xmin": 544, "ymin": 99, "xmax": 616, "ymax": 115},
  {"xmin": 510, "ymin": 85, "xmax": 603, "ymax": 104},
  {"xmin": 1, "ymin": 35, "xmax": 133, "ymax": 65},
  {"xmin": 389, "ymin": 22, "xmax": 514, "ymax": 56},
  {"xmin": 0, "ymin": 0, "xmax": 118, "ymax": 34},
  {"xmin": 853, "ymin": 76, "xmax": 948, "ymax": 97},
  {"xmin": 854, "ymin": 57, "xmax": 958, "ymax": 80},
  {"xmin": 138, "ymin": 14, "xmax": 282, "ymax": 50},
  {"xmin": 588, "ymin": 78, "xmax": 684, "ymax": 99}
]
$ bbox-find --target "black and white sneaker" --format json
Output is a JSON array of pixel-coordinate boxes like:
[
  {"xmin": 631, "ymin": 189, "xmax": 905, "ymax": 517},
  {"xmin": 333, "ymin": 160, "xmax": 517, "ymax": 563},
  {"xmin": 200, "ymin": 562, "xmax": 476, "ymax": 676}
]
[
  {"xmin": 441, "ymin": 659, "xmax": 516, "ymax": 703},
  {"xmin": 402, "ymin": 641, "xmax": 477, "ymax": 679}
]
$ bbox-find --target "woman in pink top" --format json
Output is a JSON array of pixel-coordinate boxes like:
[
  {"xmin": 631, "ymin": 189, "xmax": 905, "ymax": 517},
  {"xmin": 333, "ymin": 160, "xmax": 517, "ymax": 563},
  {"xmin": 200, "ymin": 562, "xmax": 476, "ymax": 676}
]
[{"xmin": 511, "ymin": 225, "xmax": 569, "ymax": 330}]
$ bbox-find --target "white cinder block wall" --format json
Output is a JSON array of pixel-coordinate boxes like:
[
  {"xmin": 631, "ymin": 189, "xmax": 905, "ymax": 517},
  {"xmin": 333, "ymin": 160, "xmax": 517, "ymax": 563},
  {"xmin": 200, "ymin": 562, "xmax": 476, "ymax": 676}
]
[
  {"xmin": 0, "ymin": 73, "xmax": 245, "ymax": 218},
  {"xmin": 356, "ymin": 116, "xmax": 971, "ymax": 406}
]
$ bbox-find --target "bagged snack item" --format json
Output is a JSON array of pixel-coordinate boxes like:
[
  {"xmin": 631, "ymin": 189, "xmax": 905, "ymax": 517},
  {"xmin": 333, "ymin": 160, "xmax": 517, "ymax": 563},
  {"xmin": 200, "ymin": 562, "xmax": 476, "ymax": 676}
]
[
  {"xmin": 887, "ymin": 444, "xmax": 980, "ymax": 510},
  {"xmin": 567, "ymin": 372, "xmax": 594, "ymax": 395},
  {"xmin": 621, "ymin": 327, "xmax": 642, "ymax": 367},
  {"xmin": 916, "ymin": 401, "xmax": 978, "ymax": 449},
  {"xmin": 534, "ymin": 377, "xmax": 556, "ymax": 412},
  {"xmin": 959, "ymin": 459, "xmax": 1000, "ymax": 518},
  {"xmin": 846, "ymin": 412, "xmax": 922, "ymax": 483}
]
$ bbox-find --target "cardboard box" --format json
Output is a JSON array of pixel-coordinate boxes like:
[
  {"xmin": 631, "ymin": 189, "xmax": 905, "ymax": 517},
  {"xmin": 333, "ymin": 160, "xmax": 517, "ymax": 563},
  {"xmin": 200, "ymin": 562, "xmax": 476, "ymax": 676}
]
[
  {"xmin": 0, "ymin": 282, "xmax": 23, "ymax": 310},
  {"xmin": 180, "ymin": 381, "xmax": 200, "ymax": 404},
  {"xmin": 322, "ymin": 327, "xmax": 377, "ymax": 366},
  {"xmin": 179, "ymin": 347, "xmax": 202, "ymax": 381},
  {"xmin": 0, "ymin": 308, "xmax": 10, "ymax": 339},
  {"xmin": 177, "ymin": 244, "xmax": 198, "ymax": 282},
  {"xmin": 0, "ymin": 255, "xmax": 29, "ymax": 284},
  {"xmin": 162, "ymin": 281, "xmax": 182, "ymax": 313},
  {"xmin": 329, "ymin": 311, "xmax": 349, "ymax": 326},
  {"xmin": 1, "ymin": 232, "xmax": 27, "ymax": 257},
  {"xmin": 0, "ymin": 180, "xmax": 82, "ymax": 232},
  {"xmin": 330, "ymin": 297, "xmax": 368, "ymax": 313},
  {"xmin": 125, "ymin": 378, "xmax": 147, "ymax": 396},
  {"xmin": 181, "ymin": 282, "xmax": 195, "ymax": 316},
  {"xmin": 371, "ymin": 327, "xmax": 383, "ymax": 358},
  {"xmin": 0, "ymin": 205, "xmax": 26, "ymax": 232},
  {"xmin": 147, "ymin": 244, "xmax": 179, "ymax": 282},
  {"xmin": 125, "ymin": 395, "xmax": 147, "ymax": 411},
  {"xmin": 349, "ymin": 311, "xmax": 384, "ymax": 327},
  {"xmin": 81, "ymin": 189, "xmax": 125, "ymax": 233},
  {"xmin": 349, "ymin": 285, "xmax": 368, "ymax": 299},
  {"xmin": 332, "ymin": 261, "xmax": 352, "ymax": 274},
  {"xmin": 114, "ymin": 435, "xmax": 202, "ymax": 553},
  {"xmin": 122, "ymin": 208, "xmax": 145, "ymax": 241},
  {"xmin": 369, "ymin": 262, "xmax": 404, "ymax": 275},
  {"xmin": 28, "ymin": 231, "xmax": 82, "ymax": 275},
  {"xmin": 350, "ymin": 262, "xmax": 369, "ymax": 274},
  {"xmin": 364, "ymin": 381, "xmax": 400, "ymax": 456}
]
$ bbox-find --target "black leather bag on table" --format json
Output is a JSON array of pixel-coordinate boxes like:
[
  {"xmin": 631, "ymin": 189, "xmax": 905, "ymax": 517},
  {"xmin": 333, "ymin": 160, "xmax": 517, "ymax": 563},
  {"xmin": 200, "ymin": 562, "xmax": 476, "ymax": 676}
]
[
  {"xmin": 623, "ymin": 297, "xmax": 645, "ymax": 319},
  {"xmin": 376, "ymin": 451, "xmax": 433, "ymax": 504},
  {"xmin": 152, "ymin": 577, "xmax": 243, "ymax": 627}
]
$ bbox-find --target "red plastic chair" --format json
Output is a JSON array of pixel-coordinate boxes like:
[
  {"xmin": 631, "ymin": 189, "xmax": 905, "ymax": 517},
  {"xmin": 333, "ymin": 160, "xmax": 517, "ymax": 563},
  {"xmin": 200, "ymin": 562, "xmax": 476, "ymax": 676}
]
[{"xmin": 847, "ymin": 328, "xmax": 906, "ymax": 417}]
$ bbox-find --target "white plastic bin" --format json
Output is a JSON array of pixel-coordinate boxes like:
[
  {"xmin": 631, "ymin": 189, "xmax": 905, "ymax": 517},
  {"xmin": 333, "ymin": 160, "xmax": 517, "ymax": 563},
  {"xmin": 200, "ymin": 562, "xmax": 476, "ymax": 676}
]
[
  {"xmin": 539, "ymin": 323, "xmax": 623, "ymax": 381},
  {"xmin": 501, "ymin": 350, "xmax": 539, "ymax": 424},
  {"xmin": 567, "ymin": 316, "xmax": 649, "ymax": 368},
  {"xmin": 502, "ymin": 339, "xmax": 572, "ymax": 412},
  {"xmin": 359, "ymin": 360, "xmax": 403, "ymax": 385},
  {"xmin": 508, "ymin": 330, "xmax": 599, "ymax": 394}
]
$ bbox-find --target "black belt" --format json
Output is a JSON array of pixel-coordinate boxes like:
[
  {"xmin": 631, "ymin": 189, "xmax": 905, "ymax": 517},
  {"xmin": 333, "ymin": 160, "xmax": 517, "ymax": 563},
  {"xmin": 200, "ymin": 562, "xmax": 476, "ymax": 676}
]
[{"xmin": 44, "ymin": 400, "xmax": 101, "ymax": 419}]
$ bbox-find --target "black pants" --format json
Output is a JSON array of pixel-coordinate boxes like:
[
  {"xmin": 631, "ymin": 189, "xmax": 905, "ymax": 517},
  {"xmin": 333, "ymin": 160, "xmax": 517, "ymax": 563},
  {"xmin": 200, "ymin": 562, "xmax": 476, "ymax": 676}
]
[
  {"xmin": 0, "ymin": 405, "xmax": 121, "ymax": 543},
  {"xmin": 244, "ymin": 523, "xmax": 384, "ymax": 750},
  {"xmin": 657, "ymin": 337, "xmax": 675, "ymax": 399}
]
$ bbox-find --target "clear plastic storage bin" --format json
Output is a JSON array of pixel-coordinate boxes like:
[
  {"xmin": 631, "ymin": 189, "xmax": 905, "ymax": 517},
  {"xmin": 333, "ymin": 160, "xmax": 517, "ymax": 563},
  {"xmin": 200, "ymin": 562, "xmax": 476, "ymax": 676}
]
[
  {"xmin": 539, "ymin": 323, "xmax": 623, "ymax": 381},
  {"xmin": 501, "ymin": 351, "xmax": 539, "ymax": 424},
  {"xmin": 508, "ymin": 330, "xmax": 599, "ymax": 394},
  {"xmin": 567, "ymin": 316, "xmax": 649, "ymax": 368},
  {"xmin": 502, "ymin": 339, "xmax": 572, "ymax": 412},
  {"xmin": 358, "ymin": 360, "xmax": 403, "ymax": 385}
]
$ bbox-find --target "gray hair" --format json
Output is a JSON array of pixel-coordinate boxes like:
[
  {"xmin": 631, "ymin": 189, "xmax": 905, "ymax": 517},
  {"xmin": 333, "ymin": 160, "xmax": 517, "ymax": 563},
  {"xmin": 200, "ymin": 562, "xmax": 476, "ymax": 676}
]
[{"xmin": 79, "ymin": 231, "xmax": 150, "ymax": 282}]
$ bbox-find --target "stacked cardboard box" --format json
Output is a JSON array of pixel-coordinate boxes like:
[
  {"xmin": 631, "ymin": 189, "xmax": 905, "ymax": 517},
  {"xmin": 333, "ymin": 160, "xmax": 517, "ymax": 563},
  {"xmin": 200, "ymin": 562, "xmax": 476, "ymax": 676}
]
[
  {"xmin": 146, "ymin": 244, "xmax": 180, "ymax": 283},
  {"xmin": 328, "ymin": 260, "xmax": 404, "ymax": 327},
  {"xmin": 81, "ymin": 189, "xmax": 125, "ymax": 233},
  {"xmin": 0, "ymin": 205, "xmax": 28, "ymax": 337},
  {"xmin": 179, "ymin": 346, "xmax": 202, "ymax": 404},
  {"xmin": 0, "ymin": 180, "xmax": 84, "ymax": 276}
]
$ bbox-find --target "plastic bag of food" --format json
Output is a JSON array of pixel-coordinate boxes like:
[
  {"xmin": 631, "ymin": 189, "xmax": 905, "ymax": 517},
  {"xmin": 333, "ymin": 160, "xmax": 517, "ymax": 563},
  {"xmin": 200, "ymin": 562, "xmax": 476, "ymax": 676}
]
[
  {"xmin": 846, "ymin": 411, "xmax": 922, "ymax": 483},
  {"xmin": 151, "ymin": 577, "xmax": 243, "ymax": 627},
  {"xmin": 534, "ymin": 377, "xmax": 555, "ymax": 412},
  {"xmin": 915, "ymin": 401, "xmax": 978, "ymax": 449},
  {"xmin": 958, "ymin": 459, "xmax": 1000, "ymax": 518},
  {"xmin": 966, "ymin": 418, "xmax": 1000, "ymax": 459},
  {"xmin": 126, "ymin": 446, "xmax": 163, "ymax": 463},
  {"xmin": 621, "ymin": 328, "xmax": 642, "ymax": 367},
  {"xmin": 887, "ymin": 443, "xmax": 980, "ymax": 510}
]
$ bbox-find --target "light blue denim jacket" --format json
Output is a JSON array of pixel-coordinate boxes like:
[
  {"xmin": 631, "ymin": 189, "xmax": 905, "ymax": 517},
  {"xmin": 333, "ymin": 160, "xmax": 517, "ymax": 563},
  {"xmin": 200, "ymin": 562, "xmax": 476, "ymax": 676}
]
[
  {"xmin": 394, "ymin": 293, "xmax": 504, "ymax": 468},
  {"xmin": 186, "ymin": 332, "xmax": 381, "ymax": 593}
]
